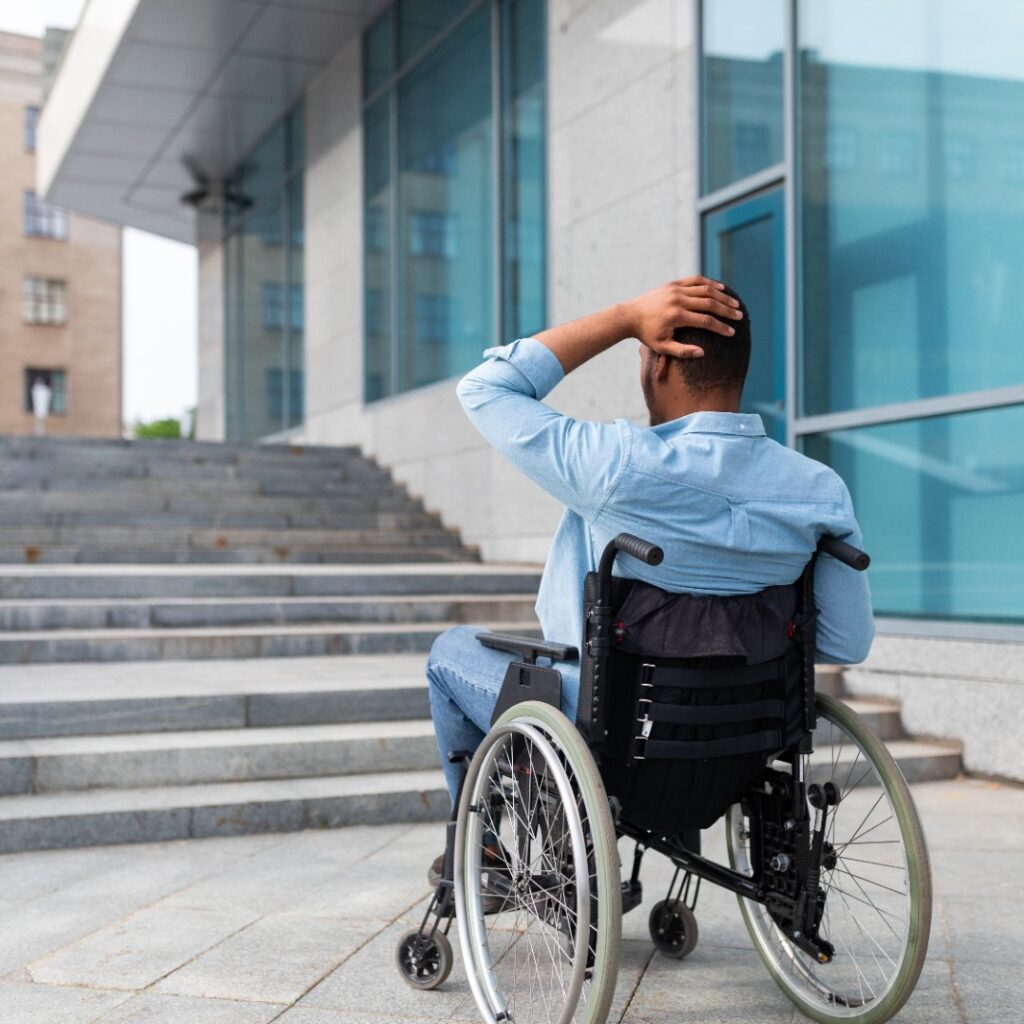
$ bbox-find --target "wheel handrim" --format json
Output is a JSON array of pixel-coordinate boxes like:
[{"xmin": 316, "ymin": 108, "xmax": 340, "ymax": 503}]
[
  {"xmin": 727, "ymin": 702, "xmax": 923, "ymax": 1019},
  {"xmin": 459, "ymin": 721, "xmax": 591, "ymax": 1024}
]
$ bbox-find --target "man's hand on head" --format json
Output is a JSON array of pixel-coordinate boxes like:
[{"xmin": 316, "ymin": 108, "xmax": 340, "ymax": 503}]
[
  {"xmin": 533, "ymin": 275, "xmax": 743, "ymax": 375},
  {"xmin": 624, "ymin": 277, "xmax": 742, "ymax": 360}
]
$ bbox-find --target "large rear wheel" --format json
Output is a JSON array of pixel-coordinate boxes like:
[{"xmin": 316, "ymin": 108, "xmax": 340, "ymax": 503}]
[
  {"xmin": 727, "ymin": 693, "xmax": 932, "ymax": 1024},
  {"xmin": 455, "ymin": 701, "xmax": 621, "ymax": 1024}
]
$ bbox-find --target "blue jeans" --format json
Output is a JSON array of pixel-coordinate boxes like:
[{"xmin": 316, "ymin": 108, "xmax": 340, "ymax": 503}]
[{"xmin": 426, "ymin": 625, "xmax": 579, "ymax": 806}]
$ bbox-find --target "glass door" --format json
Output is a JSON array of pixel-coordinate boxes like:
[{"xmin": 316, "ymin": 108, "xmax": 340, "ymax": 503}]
[{"xmin": 703, "ymin": 188, "xmax": 785, "ymax": 442}]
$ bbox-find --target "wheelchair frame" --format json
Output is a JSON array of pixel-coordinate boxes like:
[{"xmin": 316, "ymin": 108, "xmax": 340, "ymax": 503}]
[{"xmin": 397, "ymin": 532, "xmax": 931, "ymax": 1024}]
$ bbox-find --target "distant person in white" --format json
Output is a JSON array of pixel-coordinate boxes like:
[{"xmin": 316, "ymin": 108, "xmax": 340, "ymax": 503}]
[{"xmin": 31, "ymin": 376, "xmax": 52, "ymax": 436}]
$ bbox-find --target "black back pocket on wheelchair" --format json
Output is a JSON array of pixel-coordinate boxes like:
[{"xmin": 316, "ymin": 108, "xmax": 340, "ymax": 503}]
[{"xmin": 586, "ymin": 578, "xmax": 807, "ymax": 835}]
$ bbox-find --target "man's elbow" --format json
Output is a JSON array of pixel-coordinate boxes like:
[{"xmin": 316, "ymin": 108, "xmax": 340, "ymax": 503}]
[{"xmin": 819, "ymin": 619, "xmax": 875, "ymax": 666}]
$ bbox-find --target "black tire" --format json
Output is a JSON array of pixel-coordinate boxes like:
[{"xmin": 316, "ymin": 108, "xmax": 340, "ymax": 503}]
[
  {"xmin": 648, "ymin": 898, "xmax": 699, "ymax": 959},
  {"xmin": 395, "ymin": 928, "xmax": 453, "ymax": 991}
]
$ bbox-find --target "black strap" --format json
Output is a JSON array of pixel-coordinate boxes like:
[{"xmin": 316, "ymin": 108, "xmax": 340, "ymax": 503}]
[
  {"xmin": 644, "ymin": 657, "xmax": 786, "ymax": 689},
  {"xmin": 644, "ymin": 698, "xmax": 784, "ymax": 727},
  {"xmin": 640, "ymin": 729, "xmax": 782, "ymax": 761}
]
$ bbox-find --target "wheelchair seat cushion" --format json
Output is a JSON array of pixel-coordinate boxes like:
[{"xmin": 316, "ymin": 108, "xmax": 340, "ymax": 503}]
[{"xmin": 583, "ymin": 576, "xmax": 808, "ymax": 834}]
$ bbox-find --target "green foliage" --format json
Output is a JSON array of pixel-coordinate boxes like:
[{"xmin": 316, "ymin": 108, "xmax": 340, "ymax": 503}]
[{"xmin": 134, "ymin": 417, "xmax": 181, "ymax": 439}]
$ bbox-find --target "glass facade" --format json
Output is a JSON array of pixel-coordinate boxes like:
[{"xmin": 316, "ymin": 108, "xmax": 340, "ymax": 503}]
[
  {"xmin": 24, "ymin": 191, "xmax": 69, "ymax": 239},
  {"xmin": 698, "ymin": 1, "xmax": 1024, "ymax": 628},
  {"xmin": 700, "ymin": 0, "xmax": 785, "ymax": 194},
  {"xmin": 799, "ymin": 0, "xmax": 1024, "ymax": 415},
  {"xmin": 363, "ymin": 0, "xmax": 546, "ymax": 402},
  {"xmin": 223, "ymin": 103, "xmax": 305, "ymax": 442}
]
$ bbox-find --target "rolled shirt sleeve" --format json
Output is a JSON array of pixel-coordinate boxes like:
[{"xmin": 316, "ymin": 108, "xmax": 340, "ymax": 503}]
[{"xmin": 455, "ymin": 338, "xmax": 629, "ymax": 520}]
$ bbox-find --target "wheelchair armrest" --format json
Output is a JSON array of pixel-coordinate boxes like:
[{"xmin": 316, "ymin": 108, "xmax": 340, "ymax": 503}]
[{"xmin": 475, "ymin": 631, "xmax": 579, "ymax": 664}]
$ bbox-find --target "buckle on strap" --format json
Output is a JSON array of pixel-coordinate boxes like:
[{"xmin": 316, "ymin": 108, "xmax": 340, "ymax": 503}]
[{"xmin": 632, "ymin": 663, "xmax": 656, "ymax": 761}]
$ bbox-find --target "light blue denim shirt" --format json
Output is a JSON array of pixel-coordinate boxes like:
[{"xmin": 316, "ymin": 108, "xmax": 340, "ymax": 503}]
[{"xmin": 456, "ymin": 337, "xmax": 874, "ymax": 705}]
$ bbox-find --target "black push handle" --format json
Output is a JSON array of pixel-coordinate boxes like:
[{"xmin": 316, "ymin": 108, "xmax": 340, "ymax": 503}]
[
  {"xmin": 817, "ymin": 535, "xmax": 870, "ymax": 571},
  {"xmin": 613, "ymin": 532, "xmax": 664, "ymax": 566}
]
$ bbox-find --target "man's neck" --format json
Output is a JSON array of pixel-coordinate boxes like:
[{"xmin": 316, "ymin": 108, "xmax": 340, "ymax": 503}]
[{"xmin": 651, "ymin": 389, "xmax": 741, "ymax": 426}]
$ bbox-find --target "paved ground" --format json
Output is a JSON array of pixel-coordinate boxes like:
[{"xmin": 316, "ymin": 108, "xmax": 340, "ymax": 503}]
[{"xmin": 1, "ymin": 776, "xmax": 1020, "ymax": 1024}]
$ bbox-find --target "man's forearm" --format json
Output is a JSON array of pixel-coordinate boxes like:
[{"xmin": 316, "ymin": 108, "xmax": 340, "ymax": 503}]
[{"xmin": 533, "ymin": 304, "xmax": 634, "ymax": 374}]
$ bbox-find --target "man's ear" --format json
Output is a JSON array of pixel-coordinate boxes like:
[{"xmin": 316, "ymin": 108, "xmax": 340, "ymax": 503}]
[{"xmin": 654, "ymin": 353, "xmax": 673, "ymax": 383}]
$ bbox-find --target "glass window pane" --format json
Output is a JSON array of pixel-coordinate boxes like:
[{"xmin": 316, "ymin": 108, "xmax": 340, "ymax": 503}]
[
  {"xmin": 704, "ymin": 190, "xmax": 786, "ymax": 442},
  {"xmin": 502, "ymin": 0, "xmax": 546, "ymax": 339},
  {"xmin": 701, "ymin": 0, "xmax": 785, "ymax": 194},
  {"xmin": 397, "ymin": 0, "xmax": 474, "ymax": 66},
  {"xmin": 804, "ymin": 405, "xmax": 1024, "ymax": 622},
  {"xmin": 397, "ymin": 6, "xmax": 493, "ymax": 392},
  {"xmin": 799, "ymin": 0, "xmax": 1024, "ymax": 415},
  {"xmin": 240, "ymin": 193, "xmax": 284, "ymax": 439},
  {"xmin": 287, "ymin": 175, "xmax": 304, "ymax": 428},
  {"xmin": 363, "ymin": 97, "xmax": 393, "ymax": 401},
  {"xmin": 363, "ymin": 9, "xmax": 394, "ymax": 96}
]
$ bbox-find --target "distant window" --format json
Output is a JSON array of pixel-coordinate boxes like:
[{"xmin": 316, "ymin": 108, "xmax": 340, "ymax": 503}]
[
  {"xmin": 23, "ymin": 368, "xmax": 67, "ymax": 414},
  {"xmin": 409, "ymin": 210, "xmax": 457, "ymax": 258},
  {"xmin": 24, "ymin": 191, "xmax": 68, "ymax": 239},
  {"xmin": 733, "ymin": 123, "xmax": 771, "ymax": 179},
  {"xmin": 943, "ymin": 136, "xmax": 976, "ymax": 181},
  {"xmin": 414, "ymin": 293, "xmax": 451, "ymax": 344},
  {"xmin": 825, "ymin": 127, "xmax": 858, "ymax": 171},
  {"xmin": 366, "ymin": 206, "xmax": 388, "ymax": 252},
  {"xmin": 262, "ymin": 282, "xmax": 303, "ymax": 330},
  {"xmin": 879, "ymin": 132, "xmax": 917, "ymax": 178},
  {"xmin": 23, "ymin": 277, "xmax": 68, "ymax": 325},
  {"xmin": 24, "ymin": 106, "xmax": 39, "ymax": 152},
  {"xmin": 265, "ymin": 368, "xmax": 303, "ymax": 423}
]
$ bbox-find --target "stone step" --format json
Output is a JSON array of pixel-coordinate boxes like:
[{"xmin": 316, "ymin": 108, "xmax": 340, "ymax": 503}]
[
  {"xmin": 0, "ymin": 525, "xmax": 463, "ymax": 549},
  {"xmin": 0, "ymin": 767, "xmax": 449, "ymax": 853},
  {"xmin": 0, "ymin": 546, "xmax": 472, "ymax": 565},
  {"xmin": 0, "ymin": 564, "xmax": 540, "ymax": 599},
  {"xmin": 0, "ymin": 491, "xmax": 421, "ymax": 514},
  {"xmin": 837, "ymin": 696, "xmax": 904, "ymax": 741},
  {"xmin": 0, "ymin": 655, "xmax": 432, "ymax": 738},
  {"xmin": 0, "ymin": 436, "xmax": 362, "ymax": 465},
  {"xmin": 809, "ymin": 738, "xmax": 963, "ymax": 786},
  {"xmin": 0, "ymin": 476, "xmax": 403, "ymax": 497},
  {"xmin": 0, "ymin": 509, "xmax": 439, "ymax": 530},
  {"xmin": 0, "ymin": 620, "xmax": 538, "ymax": 664},
  {"xmin": 0, "ymin": 593, "xmax": 537, "ymax": 631},
  {"xmin": 0, "ymin": 719, "xmax": 440, "ymax": 794}
]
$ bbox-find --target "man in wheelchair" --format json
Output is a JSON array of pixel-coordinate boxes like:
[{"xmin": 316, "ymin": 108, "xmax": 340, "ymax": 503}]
[{"xmin": 400, "ymin": 278, "xmax": 930, "ymax": 1024}]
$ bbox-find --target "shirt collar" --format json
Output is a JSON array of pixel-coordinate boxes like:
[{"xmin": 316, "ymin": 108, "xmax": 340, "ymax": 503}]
[{"xmin": 650, "ymin": 411, "xmax": 767, "ymax": 438}]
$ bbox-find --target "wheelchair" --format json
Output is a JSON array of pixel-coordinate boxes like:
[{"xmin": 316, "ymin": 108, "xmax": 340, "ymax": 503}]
[{"xmin": 396, "ymin": 533, "xmax": 932, "ymax": 1024}]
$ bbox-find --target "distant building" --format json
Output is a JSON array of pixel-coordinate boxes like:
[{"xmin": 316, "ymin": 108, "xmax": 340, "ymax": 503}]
[
  {"xmin": 0, "ymin": 30, "xmax": 121, "ymax": 438},
  {"xmin": 35, "ymin": 1, "xmax": 1024, "ymax": 779}
]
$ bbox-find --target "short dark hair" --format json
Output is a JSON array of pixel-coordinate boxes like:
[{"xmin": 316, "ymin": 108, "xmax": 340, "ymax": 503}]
[{"xmin": 671, "ymin": 283, "xmax": 751, "ymax": 395}]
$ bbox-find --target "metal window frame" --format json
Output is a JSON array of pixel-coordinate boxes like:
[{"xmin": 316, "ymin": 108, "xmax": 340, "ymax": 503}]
[
  {"xmin": 693, "ymin": 0, "xmax": 1024, "ymax": 641},
  {"xmin": 361, "ymin": 0, "xmax": 547, "ymax": 403}
]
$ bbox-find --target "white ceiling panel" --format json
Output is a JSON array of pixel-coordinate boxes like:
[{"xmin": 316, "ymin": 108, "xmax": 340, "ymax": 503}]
[
  {"xmin": 127, "ymin": 0, "xmax": 261, "ymax": 52},
  {"xmin": 40, "ymin": 0, "xmax": 381, "ymax": 241},
  {"xmin": 239, "ymin": 5, "xmax": 362, "ymax": 64},
  {"xmin": 106, "ymin": 40, "xmax": 225, "ymax": 91}
]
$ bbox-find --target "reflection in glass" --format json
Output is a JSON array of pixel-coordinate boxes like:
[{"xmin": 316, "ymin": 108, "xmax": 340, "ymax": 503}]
[
  {"xmin": 703, "ymin": 190, "xmax": 785, "ymax": 442},
  {"xmin": 799, "ymin": 0, "xmax": 1024, "ymax": 415},
  {"xmin": 397, "ymin": 6, "xmax": 493, "ymax": 392},
  {"xmin": 223, "ymin": 102, "xmax": 305, "ymax": 440},
  {"xmin": 701, "ymin": 0, "xmax": 785, "ymax": 194},
  {"xmin": 363, "ymin": 97, "xmax": 392, "ymax": 401},
  {"xmin": 804, "ymin": 406, "xmax": 1024, "ymax": 622},
  {"xmin": 398, "ymin": 0, "xmax": 473, "ymax": 66},
  {"xmin": 363, "ymin": 9, "xmax": 394, "ymax": 96},
  {"xmin": 502, "ymin": 0, "xmax": 546, "ymax": 340}
]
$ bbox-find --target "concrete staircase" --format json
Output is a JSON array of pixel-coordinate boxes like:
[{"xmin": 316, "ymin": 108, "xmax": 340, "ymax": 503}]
[
  {"xmin": 0, "ymin": 437, "xmax": 960, "ymax": 854},
  {"xmin": 0, "ymin": 437, "xmax": 540, "ymax": 853}
]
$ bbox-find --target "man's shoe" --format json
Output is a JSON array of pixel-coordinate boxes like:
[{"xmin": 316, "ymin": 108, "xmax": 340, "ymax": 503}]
[
  {"xmin": 427, "ymin": 852, "xmax": 445, "ymax": 889},
  {"xmin": 427, "ymin": 848, "xmax": 511, "ymax": 914}
]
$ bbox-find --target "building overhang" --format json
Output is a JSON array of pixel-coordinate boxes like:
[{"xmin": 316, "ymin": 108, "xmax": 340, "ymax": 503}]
[{"xmin": 38, "ymin": 0, "xmax": 383, "ymax": 243}]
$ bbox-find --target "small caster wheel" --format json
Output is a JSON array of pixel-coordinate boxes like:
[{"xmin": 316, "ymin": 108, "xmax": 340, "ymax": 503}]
[
  {"xmin": 649, "ymin": 899, "xmax": 699, "ymax": 959},
  {"xmin": 395, "ymin": 928, "xmax": 453, "ymax": 989}
]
